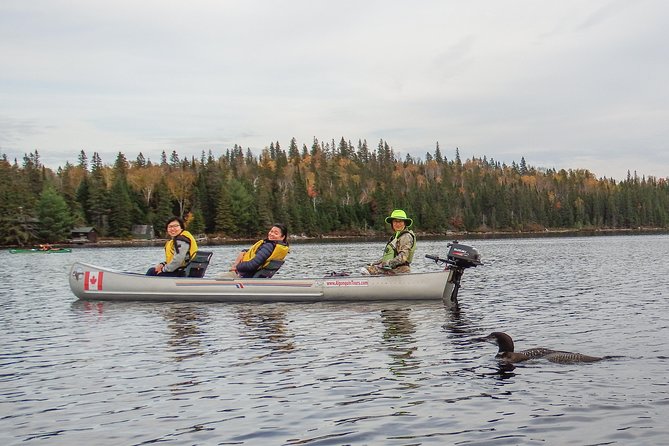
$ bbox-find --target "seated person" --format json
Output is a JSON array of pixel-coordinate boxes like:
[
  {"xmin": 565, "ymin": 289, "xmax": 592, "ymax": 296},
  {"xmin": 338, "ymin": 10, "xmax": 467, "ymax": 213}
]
[
  {"xmin": 229, "ymin": 223, "xmax": 289, "ymax": 278},
  {"xmin": 362, "ymin": 209, "xmax": 416, "ymax": 275},
  {"xmin": 146, "ymin": 217, "xmax": 198, "ymax": 276}
]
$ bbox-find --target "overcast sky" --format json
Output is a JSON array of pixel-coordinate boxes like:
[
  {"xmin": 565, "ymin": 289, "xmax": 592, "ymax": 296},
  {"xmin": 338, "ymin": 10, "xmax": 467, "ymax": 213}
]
[{"xmin": 1, "ymin": 0, "xmax": 667, "ymax": 180}]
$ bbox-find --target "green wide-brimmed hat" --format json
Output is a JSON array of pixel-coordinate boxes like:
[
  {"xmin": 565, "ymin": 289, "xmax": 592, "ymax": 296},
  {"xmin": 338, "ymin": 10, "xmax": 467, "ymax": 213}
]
[{"xmin": 385, "ymin": 209, "xmax": 413, "ymax": 228}]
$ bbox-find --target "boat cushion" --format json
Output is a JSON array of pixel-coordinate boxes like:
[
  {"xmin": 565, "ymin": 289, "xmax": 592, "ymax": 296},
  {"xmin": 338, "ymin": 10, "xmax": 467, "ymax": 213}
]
[
  {"xmin": 183, "ymin": 251, "xmax": 213, "ymax": 278},
  {"xmin": 252, "ymin": 259, "xmax": 284, "ymax": 278}
]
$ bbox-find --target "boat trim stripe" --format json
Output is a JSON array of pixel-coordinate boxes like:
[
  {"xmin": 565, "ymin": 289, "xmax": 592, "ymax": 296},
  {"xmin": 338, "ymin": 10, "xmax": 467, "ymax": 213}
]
[{"xmin": 174, "ymin": 281, "xmax": 315, "ymax": 288}]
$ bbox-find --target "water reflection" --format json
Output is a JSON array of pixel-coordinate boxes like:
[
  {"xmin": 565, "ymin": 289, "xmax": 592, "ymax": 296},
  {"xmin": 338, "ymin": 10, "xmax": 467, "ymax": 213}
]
[
  {"xmin": 236, "ymin": 307, "xmax": 295, "ymax": 352},
  {"xmin": 161, "ymin": 305, "xmax": 210, "ymax": 361},
  {"xmin": 81, "ymin": 300, "xmax": 105, "ymax": 318},
  {"xmin": 380, "ymin": 308, "xmax": 418, "ymax": 376},
  {"xmin": 491, "ymin": 362, "xmax": 517, "ymax": 379},
  {"xmin": 441, "ymin": 306, "xmax": 482, "ymax": 344},
  {"xmin": 70, "ymin": 299, "xmax": 108, "ymax": 323}
]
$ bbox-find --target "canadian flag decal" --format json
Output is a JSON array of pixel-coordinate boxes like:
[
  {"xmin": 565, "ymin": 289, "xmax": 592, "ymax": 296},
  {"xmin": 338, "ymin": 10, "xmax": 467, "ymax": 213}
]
[{"xmin": 84, "ymin": 271, "xmax": 104, "ymax": 291}]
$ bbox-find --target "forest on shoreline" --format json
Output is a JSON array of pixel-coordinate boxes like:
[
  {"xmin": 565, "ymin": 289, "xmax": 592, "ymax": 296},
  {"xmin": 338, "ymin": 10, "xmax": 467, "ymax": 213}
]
[{"xmin": 2, "ymin": 137, "xmax": 668, "ymax": 246}]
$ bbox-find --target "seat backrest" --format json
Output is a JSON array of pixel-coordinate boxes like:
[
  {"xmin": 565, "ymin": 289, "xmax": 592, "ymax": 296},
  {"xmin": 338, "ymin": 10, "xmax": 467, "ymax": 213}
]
[
  {"xmin": 183, "ymin": 251, "xmax": 213, "ymax": 278},
  {"xmin": 252, "ymin": 259, "xmax": 285, "ymax": 278}
]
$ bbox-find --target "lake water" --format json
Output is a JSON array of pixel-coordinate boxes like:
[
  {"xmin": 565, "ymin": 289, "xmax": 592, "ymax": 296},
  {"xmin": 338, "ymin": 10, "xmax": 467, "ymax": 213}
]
[{"xmin": 1, "ymin": 235, "xmax": 668, "ymax": 445}]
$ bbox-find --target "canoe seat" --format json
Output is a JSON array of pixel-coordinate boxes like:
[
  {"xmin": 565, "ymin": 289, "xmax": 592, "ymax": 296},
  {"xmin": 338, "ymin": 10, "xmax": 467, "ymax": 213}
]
[
  {"xmin": 252, "ymin": 260, "xmax": 285, "ymax": 278},
  {"xmin": 184, "ymin": 251, "xmax": 213, "ymax": 278}
]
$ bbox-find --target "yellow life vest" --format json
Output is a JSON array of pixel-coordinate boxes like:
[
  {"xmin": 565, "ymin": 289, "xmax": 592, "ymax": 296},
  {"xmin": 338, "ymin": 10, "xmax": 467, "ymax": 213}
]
[
  {"xmin": 242, "ymin": 239, "xmax": 290, "ymax": 268},
  {"xmin": 165, "ymin": 230, "xmax": 198, "ymax": 267}
]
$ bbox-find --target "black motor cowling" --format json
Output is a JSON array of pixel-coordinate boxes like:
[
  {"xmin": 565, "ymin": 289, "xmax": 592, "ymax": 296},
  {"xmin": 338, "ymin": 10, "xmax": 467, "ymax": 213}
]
[{"xmin": 446, "ymin": 242, "xmax": 482, "ymax": 268}]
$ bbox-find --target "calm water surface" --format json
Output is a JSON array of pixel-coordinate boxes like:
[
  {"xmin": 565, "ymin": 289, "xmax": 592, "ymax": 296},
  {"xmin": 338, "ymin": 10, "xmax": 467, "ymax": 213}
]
[{"xmin": 1, "ymin": 235, "xmax": 668, "ymax": 445}]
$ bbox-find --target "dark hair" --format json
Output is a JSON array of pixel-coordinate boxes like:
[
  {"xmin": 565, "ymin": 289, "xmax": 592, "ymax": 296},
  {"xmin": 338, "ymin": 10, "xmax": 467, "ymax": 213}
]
[
  {"xmin": 165, "ymin": 216, "xmax": 185, "ymax": 231},
  {"xmin": 273, "ymin": 223, "xmax": 288, "ymax": 243}
]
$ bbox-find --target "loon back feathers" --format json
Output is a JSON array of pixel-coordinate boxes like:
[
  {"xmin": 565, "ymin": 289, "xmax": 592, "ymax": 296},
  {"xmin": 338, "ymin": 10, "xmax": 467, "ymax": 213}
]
[
  {"xmin": 482, "ymin": 331, "xmax": 603, "ymax": 364},
  {"xmin": 512, "ymin": 347, "xmax": 554, "ymax": 360},
  {"xmin": 542, "ymin": 351, "xmax": 603, "ymax": 364}
]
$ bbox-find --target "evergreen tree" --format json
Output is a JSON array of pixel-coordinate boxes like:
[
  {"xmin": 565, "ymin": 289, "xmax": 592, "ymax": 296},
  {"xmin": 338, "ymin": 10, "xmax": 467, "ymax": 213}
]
[
  {"xmin": 434, "ymin": 142, "xmax": 443, "ymax": 163},
  {"xmin": 169, "ymin": 150, "xmax": 181, "ymax": 167},
  {"xmin": 215, "ymin": 182, "xmax": 236, "ymax": 236},
  {"xmin": 75, "ymin": 177, "xmax": 91, "ymax": 225},
  {"xmin": 36, "ymin": 186, "xmax": 74, "ymax": 243},
  {"xmin": 108, "ymin": 177, "xmax": 133, "ymax": 237},
  {"xmin": 288, "ymin": 137, "xmax": 300, "ymax": 165},
  {"xmin": 520, "ymin": 157, "xmax": 528, "ymax": 175},
  {"xmin": 57, "ymin": 162, "xmax": 86, "ymax": 225},
  {"xmin": 135, "ymin": 152, "xmax": 146, "ymax": 168},
  {"xmin": 107, "ymin": 153, "xmax": 133, "ymax": 238},
  {"xmin": 227, "ymin": 179, "xmax": 256, "ymax": 236},
  {"xmin": 78, "ymin": 150, "xmax": 88, "ymax": 170},
  {"xmin": 87, "ymin": 152, "xmax": 109, "ymax": 234},
  {"xmin": 22, "ymin": 150, "xmax": 44, "ymax": 198},
  {"xmin": 0, "ymin": 157, "xmax": 33, "ymax": 245}
]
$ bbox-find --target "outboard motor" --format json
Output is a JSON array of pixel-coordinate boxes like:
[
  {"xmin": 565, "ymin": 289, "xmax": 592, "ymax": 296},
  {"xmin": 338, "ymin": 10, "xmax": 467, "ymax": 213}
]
[
  {"xmin": 446, "ymin": 242, "xmax": 482, "ymax": 268},
  {"xmin": 426, "ymin": 241, "xmax": 482, "ymax": 307}
]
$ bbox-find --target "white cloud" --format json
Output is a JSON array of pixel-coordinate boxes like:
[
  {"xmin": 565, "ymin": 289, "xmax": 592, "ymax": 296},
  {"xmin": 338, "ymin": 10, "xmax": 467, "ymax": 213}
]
[{"xmin": 1, "ymin": 0, "xmax": 668, "ymax": 180}]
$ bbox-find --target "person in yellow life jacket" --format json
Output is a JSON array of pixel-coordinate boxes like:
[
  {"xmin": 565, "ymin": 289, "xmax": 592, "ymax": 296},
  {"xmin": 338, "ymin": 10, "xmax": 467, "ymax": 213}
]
[
  {"xmin": 146, "ymin": 216, "xmax": 198, "ymax": 276},
  {"xmin": 362, "ymin": 209, "xmax": 416, "ymax": 275},
  {"xmin": 229, "ymin": 223, "xmax": 289, "ymax": 278}
]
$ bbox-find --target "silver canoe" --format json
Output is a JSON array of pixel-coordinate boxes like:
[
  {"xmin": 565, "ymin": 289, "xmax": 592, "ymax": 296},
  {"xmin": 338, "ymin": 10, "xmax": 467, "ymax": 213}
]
[
  {"xmin": 69, "ymin": 262, "xmax": 461, "ymax": 305},
  {"xmin": 68, "ymin": 243, "xmax": 482, "ymax": 306}
]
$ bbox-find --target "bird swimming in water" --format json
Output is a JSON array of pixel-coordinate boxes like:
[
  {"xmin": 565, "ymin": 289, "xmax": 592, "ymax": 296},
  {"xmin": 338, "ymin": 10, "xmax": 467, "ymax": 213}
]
[{"xmin": 481, "ymin": 332, "xmax": 604, "ymax": 364}]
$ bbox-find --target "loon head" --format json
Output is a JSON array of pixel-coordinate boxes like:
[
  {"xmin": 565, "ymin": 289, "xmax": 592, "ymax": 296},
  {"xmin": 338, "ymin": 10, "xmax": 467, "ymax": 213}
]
[
  {"xmin": 481, "ymin": 331, "xmax": 515, "ymax": 353},
  {"xmin": 480, "ymin": 332, "xmax": 544, "ymax": 363}
]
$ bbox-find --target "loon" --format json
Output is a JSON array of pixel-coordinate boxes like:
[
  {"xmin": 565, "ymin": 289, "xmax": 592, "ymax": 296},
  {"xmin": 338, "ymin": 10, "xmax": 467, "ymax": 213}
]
[{"xmin": 481, "ymin": 332, "xmax": 604, "ymax": 364}]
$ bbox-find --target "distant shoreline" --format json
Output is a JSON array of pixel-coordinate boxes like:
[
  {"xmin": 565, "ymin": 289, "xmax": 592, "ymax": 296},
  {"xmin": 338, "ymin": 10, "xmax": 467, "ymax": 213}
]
[{"xmin": 22, "ymin": 226, "xmax": 667, "ymax": 249}]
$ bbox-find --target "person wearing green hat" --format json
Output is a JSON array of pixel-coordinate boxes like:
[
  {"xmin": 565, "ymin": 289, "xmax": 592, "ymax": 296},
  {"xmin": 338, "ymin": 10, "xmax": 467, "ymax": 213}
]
[{"xmin": 361, "ymin": 209, "xmax": 417, "ymax": 275}]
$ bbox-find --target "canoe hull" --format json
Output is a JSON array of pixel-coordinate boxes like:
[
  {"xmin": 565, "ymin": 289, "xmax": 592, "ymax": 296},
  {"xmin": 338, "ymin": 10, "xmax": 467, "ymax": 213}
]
[{"xmin": 68, "ymin": 262, "xmax": 462, "ymax": 306}]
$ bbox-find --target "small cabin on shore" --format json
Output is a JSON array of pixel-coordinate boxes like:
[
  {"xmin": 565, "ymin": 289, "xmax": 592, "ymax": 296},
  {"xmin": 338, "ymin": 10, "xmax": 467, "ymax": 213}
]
[{"xmin": 71, "ymin": 227, "xmax": 98, "ymax": 244}]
